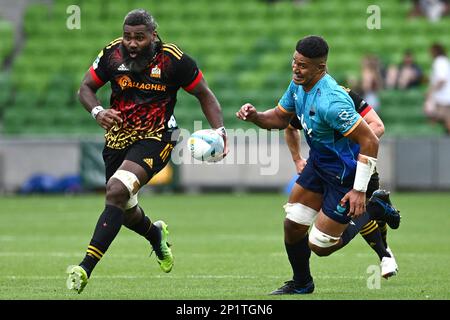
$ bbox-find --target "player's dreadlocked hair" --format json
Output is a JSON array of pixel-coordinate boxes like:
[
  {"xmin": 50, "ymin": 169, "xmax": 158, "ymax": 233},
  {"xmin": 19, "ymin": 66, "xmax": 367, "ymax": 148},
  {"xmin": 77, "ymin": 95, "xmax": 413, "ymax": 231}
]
[
  {"xmin": 123, "ymin": 9, "xmax": 163, "ymax": 42},
  {"xmin": 296, "ymin": 35, "xmax": 329, "ymax": 59}
]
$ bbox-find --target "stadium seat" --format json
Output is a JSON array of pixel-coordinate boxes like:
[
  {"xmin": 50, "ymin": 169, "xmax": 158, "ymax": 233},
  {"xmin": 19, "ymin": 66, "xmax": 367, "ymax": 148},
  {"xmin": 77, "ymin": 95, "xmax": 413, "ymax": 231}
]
[
  {"xmin": 0, "ymin": 73, "xmax": 12, "ymax": 111},
  {"xmin": 0, "ymin": 19, "xmax": 14, "ymax": 63},
  {"xmin": 2, "ymin": 0, "xmax": 450, "ymax": 134}
]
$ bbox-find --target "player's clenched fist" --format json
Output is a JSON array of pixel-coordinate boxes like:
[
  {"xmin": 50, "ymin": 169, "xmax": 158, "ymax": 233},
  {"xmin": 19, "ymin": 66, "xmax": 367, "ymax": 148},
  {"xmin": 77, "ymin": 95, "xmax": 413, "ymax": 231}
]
[
  {"xmin": 96, "ymin": 109, "xmax": 123, "ymax": 130},
  {"xmin": 236, "ymin": 103, "xmax": 258, "ymax": 121}
]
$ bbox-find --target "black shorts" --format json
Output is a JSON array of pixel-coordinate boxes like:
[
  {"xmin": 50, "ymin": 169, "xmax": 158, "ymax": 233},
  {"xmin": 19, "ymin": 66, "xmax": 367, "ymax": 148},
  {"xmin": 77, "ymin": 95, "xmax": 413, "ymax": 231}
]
[{"xmin": 102, "ymin": 139, "xmax": 176, "ymax": 183}]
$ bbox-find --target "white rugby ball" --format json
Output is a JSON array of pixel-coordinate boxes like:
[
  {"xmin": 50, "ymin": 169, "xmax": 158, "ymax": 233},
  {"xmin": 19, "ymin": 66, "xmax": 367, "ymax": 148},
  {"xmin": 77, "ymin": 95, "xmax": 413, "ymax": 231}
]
[{"xmin": 188, "ymin": 129, "xmax": 224, "ymax": 162}]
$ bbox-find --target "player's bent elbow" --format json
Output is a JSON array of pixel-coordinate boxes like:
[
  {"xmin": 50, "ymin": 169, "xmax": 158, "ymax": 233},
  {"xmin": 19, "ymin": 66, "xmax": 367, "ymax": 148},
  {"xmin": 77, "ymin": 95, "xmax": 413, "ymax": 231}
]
[{"xmin": 375, "ymin": 122, "xmax": 385, "ymax": 137}]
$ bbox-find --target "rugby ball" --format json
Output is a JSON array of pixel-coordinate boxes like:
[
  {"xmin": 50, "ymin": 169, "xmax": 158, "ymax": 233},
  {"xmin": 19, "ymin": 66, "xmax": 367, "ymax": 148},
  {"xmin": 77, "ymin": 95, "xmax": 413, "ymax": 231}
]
[{"xmin": 188, "ymin": 129, "xmax": 224, "ymax": 162}]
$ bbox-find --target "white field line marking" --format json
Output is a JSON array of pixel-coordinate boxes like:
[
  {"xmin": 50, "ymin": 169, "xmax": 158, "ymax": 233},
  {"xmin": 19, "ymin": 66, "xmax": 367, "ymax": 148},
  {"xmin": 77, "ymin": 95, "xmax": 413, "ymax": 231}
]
[
  {"xmin": 0, "ymin": 251, "xmax": 286, "ymax": 258},
  {"xmin": 3, "ymin": 274, "xmax": 364, "ymax": 280}
]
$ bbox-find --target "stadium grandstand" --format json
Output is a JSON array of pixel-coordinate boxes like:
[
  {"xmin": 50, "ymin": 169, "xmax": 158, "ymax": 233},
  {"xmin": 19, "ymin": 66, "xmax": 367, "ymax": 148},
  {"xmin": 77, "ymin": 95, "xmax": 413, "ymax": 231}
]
[
  {"xmin": 0, "ymin": 0, "xmax": 449, "ymax": 135},
  {"xmin": 0, "ymin": 0, "xmax": 450, "ymax": 194}
]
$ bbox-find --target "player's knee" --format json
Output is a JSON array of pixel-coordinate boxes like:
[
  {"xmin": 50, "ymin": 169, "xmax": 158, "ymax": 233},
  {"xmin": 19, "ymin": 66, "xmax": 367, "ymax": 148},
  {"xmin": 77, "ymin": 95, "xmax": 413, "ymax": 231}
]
[
  {"xmin": 106, "ymin": 180, "xmax": 129, "ymax": 207},
  {"xmin": 283, "ymin": 203, "xmax": 318, "ymax": 226},
  {"xmin": 283, "ymin": 219, "xmax": 308, "ymax": 243},
  {"xmin": 308, "ymin": 243, "xmax": 333, "ymax": 257},
  {"xmin": 283, "ymin": 203, "xmax": 317, "ymax": 244},
  {"xmin": 308, "ymin": 224, "xmax": 340, "ymax": 257},
  {"xmin": 107, "ymin": 170, "xmax": 141, "ymax": 208}
]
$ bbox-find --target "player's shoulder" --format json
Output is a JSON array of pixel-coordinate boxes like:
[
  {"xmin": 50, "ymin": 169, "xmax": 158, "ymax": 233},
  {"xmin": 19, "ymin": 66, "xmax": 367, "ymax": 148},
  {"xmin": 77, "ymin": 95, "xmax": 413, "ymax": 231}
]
[
  {"xmin": 161, "ymin": 42, "xmax": 184, "ymax": 60},
  {"xmin": 321, "ymin": 78, "xmax": 352, "ymax": 104},
  {"xmin": 91, "ymin": 37, "xmax": 122, "ymax": 71},
  {"xmin": 318, "ymin": 83, "xmax": 354, "ymax": 116},
  {"xmin": 94, "ymin": 37, "xmax": 122, "ymax": 60},
  {"xmin": 102, "ymin": 37, "xmax": 122, "ymax": 51}
]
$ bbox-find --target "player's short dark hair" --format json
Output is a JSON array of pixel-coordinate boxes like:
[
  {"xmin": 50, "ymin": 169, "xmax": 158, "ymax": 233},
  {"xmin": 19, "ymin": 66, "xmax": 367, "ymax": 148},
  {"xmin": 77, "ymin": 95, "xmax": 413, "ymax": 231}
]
[
  {"xmin": 296, "ymin": 35, "xmax": 329, "ymax": 59},
  {"xmin": 123, "ymin": 9, "xmax": 158, "ymax": 32}
]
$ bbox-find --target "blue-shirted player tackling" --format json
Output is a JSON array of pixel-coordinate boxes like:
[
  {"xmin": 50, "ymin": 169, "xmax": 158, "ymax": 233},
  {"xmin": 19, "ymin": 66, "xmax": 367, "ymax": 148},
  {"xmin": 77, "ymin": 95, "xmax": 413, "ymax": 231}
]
[{"xmin": 236, "ymin": 35, "xmax": 400, "ymax": 294}]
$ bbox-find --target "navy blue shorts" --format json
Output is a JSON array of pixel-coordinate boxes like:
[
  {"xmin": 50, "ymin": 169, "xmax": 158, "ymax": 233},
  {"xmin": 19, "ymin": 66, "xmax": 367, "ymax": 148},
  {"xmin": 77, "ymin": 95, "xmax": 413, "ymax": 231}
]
[{"xmin": 296, "ymin": 161, "xmax": 352, "ymax": 224}]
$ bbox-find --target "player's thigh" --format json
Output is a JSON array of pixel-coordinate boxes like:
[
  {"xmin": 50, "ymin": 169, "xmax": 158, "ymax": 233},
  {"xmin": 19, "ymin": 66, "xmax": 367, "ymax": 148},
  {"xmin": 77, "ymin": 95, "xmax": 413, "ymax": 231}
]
[
  {"xmin": 123, "ymin": 139, "xmax": 176, "ymax": 185},
  {"xmin": 284, "ymin": 169, "xmax": 323, "ymax": 241},
  {"xmin": 288, "ymin": 183, "xmax": 323, "ymax": 211},
  {"xmin": 102, "ymin": 146, "xmax": 127, "ymax": 183},
  {"xmin": 289, "ymin": 161, "xmax": 324, "ymax": 211},
  {"xmin": 319, "ymin": 180, "xmax": 352, "ymax": 229},
  {"xmin": 313, "ymin": 210, "xmax": 348, "ymax": 238}
]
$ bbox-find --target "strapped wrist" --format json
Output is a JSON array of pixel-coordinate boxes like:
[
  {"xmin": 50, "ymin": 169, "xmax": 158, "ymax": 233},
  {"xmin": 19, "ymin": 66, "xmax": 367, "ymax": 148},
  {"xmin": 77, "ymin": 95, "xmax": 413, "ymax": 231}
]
[
  {"xmin": 215, "ymin": 126, "xmax": 227, "ymax": 137},
  {"xmin": 91, "ymin": 106, "xmax": 104, "ymax": 119},
  {"xmin": 353, "ymin": 154, "xmax": 377, "ymax": 192}
]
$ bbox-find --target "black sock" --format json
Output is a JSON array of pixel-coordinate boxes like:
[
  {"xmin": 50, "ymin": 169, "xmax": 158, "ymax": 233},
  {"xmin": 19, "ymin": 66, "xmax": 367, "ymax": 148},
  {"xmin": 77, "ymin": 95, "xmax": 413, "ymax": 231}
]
[
  {"xmin": 125, "ymin": 207, "xmax": 161, "ymax": 248},
  {"xmin": 360, "ymin": 220, "xmax": 390, "ymax": 260},
  {"xmin": 377, "ymin": 221, "xmax": 388, "ymax": 248},
  {"xmin": 285, "ymin": 235, "xmax": 312, "ymax": 286},
  {"xmin": 80, "ymin": 205, "xmax": 124, "ymax": 277},
  {"xmin": 341, "ymin": 212, "xmax": 371, "ymax": 247}
]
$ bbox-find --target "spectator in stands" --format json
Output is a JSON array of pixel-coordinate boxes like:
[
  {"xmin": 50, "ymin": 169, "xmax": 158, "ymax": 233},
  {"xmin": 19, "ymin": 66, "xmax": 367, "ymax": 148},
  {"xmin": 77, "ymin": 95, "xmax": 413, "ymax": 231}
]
[
  {"xmin": 409, "ymin": 0, "xmax": 450, "ymax": 22},
  {"xmin": 385, "ymin": 50, "xmax": 423, "ymax": 90},
  {"xmin": 361, "ymin": 55, "xmax": 384, "ymax": 111},
  {"xmin": 425, "ymin": 43, "xmax": 450, "ymax": 134}
]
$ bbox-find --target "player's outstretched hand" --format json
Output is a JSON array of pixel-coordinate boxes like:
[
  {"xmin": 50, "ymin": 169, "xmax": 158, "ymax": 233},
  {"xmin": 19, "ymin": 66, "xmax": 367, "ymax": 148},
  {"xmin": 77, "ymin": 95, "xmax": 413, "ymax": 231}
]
[
  {"xmin": 341, "ymin": 189, "xmax": 366, "ymax": 218},
  {"xmin": 236, "ymin": 103, "xmax": 257, "ymax": 122},
  {"xmin": 96, "ymin": 109, "xmax": 123, "ymax": 130}
]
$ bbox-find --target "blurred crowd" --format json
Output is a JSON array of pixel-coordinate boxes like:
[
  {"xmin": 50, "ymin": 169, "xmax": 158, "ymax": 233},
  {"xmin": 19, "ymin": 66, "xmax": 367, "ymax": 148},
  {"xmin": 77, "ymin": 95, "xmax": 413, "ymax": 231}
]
[
  {"xmin": 346, "ymin": 43, "xmax": 450, "ymax": 134},
  {"xmin": 409, "ymin": 0, "xmax": 450, "ymax": 22},
  {"xmin": 425, "ymin": 43, "xmax": 450, "ymax": 133},
  {"xmin": 347, "ymin": 51, "xmax": 424, "ymax": 111}
]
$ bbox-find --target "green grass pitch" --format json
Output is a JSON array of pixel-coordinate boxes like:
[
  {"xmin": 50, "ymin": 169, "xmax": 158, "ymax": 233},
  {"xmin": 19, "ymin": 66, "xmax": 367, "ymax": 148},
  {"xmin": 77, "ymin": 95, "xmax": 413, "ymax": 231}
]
[{"xmin": 0, "ymin": 192, "xmax": 449, "ymax": 300}]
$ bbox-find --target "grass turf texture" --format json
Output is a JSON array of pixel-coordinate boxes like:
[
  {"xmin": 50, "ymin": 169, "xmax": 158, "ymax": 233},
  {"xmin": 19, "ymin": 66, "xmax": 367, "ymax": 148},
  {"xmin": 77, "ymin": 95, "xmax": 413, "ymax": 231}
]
[{"xmin": 0, "ymin": 192, "xmax": 449, "ymax": 300}]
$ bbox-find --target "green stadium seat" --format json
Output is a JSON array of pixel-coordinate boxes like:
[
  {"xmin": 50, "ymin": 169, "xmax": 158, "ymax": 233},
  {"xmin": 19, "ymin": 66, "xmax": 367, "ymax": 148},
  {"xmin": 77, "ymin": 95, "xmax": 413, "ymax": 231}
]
[
  {"xmin": 0, "ymin": 19, "xmax": 14, "ymax": 62},
  {"xmin": 0, "ymin": 73, "xmax": 12, "ymax": 110},
  {"xmin": 3, "ymin": 0, "xmax": 450, "ymax": 134}
]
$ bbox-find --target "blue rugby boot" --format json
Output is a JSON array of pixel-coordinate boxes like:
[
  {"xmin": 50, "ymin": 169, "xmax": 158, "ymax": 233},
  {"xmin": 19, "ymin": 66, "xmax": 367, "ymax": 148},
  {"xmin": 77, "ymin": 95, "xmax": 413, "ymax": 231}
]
[
  {"xmin": 367, "ymin": 190, "xmax": 401, "ymax": 229},
  {"xmin": 270, "ymin": 280, "xmax": 315, "ymax": 295}
]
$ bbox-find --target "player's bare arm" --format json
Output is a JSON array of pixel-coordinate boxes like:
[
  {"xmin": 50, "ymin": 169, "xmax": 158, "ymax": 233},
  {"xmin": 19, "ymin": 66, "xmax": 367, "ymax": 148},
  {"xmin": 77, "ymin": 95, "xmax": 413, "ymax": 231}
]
[
  {"xmin": 284, "ymin": 125, "xmax": 307, "ymax": 173},
  {"xmin": 188, "ymin": 77, "xmax": 228, "ymax": 155},
  {"xmin": 188, "ymin": 78, "xmax": 223, "ymax": 128},
  {"xmin": 78, "ymin": 71, "xmax": 123, "ymax": 130},
  {"xmin": 341, "ymin": 120, "xmax": 379, "ymax": 218},
  {"xmin": 363, "ymin": 109, "xmax": 385, "ymax": 138},
  {"xmin": 236, "ymin": 104, "xmax": 293, "ymax": 129}
]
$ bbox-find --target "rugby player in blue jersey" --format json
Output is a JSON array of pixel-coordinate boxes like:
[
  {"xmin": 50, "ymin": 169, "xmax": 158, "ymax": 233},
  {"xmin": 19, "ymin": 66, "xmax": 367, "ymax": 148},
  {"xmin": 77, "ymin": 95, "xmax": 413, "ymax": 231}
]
[
  {"xmin": 285, "ymin": 88, "xmax": 399, "ymax": 283},
  {"xmin": 236, "ymin": 35, "xmax": 400, "ymax": 294}
]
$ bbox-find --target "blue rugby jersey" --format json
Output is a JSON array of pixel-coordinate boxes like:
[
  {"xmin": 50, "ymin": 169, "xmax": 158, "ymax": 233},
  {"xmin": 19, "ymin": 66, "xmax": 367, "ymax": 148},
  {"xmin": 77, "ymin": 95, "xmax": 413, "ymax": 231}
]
[{"xmin": 278, "ymin": 74, "xmax": 362, "ymax": 183}]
